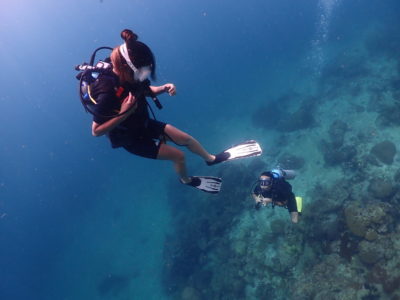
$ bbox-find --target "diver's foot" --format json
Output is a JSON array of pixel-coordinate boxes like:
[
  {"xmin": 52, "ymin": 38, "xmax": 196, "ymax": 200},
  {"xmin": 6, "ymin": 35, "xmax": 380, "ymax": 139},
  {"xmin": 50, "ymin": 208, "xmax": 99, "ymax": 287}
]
[
  {"xmin": 206, "ymin": 152, "xmax": 231, "ymax": 166},
  {"xmin": 204, "ymin": 154, "xmax": 215, "ymax": 165},
  {"xmin": 180, "ymin": 176, "xmax": 222, "ymax": 194},
  {"xmin": 206, "ymin": 140, "xmax": 262, "ymax": 166},
  {"xmin": 180, "ymin": 176, "xmax": 201, "ymax": 187}
]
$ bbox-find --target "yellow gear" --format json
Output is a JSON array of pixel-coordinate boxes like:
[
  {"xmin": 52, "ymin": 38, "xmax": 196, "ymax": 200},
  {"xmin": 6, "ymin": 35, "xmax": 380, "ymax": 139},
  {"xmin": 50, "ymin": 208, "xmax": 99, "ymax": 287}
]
[{"xmin": 295, "ymin": 196, "xmax": 303, "ymax": 213}]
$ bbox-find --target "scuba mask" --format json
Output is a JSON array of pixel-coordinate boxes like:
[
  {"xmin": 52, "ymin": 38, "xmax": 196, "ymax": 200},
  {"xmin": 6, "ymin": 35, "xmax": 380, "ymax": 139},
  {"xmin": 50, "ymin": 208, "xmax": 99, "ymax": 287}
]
[
  {"xmin": 259, "ymin": 178, "xmax": 272, "ymax": 187},
  {"xmin": 119, "ymin": 43, "xmax": 152, "ymax": 82},
  {"xmin": 134, "ymin": 65, "xmax": 151, "ymax": 82}
]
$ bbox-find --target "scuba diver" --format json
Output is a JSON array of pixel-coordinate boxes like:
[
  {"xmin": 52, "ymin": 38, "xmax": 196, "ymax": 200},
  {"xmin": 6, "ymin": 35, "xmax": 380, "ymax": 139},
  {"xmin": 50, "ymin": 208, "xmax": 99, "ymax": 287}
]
[
  {"xmin": 252, "ymin": 169, "xmax": 301, "ymax": 223},
  {"xmin": 76, "ymin": 29, "xmax": 262, "ymax": 194}
]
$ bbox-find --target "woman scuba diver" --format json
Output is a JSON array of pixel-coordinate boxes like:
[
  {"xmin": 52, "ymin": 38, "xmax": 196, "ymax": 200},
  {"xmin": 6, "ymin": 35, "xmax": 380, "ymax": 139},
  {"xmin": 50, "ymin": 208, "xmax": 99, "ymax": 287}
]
[{"xmin": 87, "ymin": 29, "xmax": 261, "ymax": 193}]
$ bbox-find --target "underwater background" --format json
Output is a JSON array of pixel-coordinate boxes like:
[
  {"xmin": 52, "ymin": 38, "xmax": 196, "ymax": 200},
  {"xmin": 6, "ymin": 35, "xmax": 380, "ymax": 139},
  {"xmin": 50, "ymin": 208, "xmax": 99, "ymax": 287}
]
[{"xmin": 1, "ymin": 0, "xmax": 400, "ymax": 299}]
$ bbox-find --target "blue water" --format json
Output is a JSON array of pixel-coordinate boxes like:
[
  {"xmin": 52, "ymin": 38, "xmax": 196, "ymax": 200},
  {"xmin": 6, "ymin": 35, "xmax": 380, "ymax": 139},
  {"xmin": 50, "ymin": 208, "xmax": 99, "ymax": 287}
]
[{"xmin": 1, "ymin": 0, "xmax": 399, "ymax": 299}]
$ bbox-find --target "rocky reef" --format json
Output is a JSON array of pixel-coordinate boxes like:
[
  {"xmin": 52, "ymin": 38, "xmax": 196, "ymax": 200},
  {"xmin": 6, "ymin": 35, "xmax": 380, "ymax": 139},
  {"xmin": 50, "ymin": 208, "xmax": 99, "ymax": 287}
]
[
  {"xmin": 161, "ymin": 20, "xmax": 400, "ymax": 300},
  {"xmin": 162, "ymin": 161, "xmax": 400, "ymax": 300},
  {"xmin": 252, "ymin": 93, "xmax": 317, "ymax": 133}
]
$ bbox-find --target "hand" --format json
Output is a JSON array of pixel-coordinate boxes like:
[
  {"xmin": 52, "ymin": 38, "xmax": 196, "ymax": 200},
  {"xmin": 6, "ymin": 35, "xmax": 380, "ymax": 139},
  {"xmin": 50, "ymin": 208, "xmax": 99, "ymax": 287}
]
[
  {"xmin": 163, "ymin": 83, "xmax": 176, "ymax": 96},
  {"xmin": 262, "ymin": 197, "xmax": 272, "ymax": 206},
  {"xmin": 120, "ymin": 92, "xmax": 137, "ymax": 114},
  {"xmin": 254, "ymin": 195, "xmax": 264, "ymax": 204},
  {"xmin": 256, "ymin": 196, "xmax": 271, "ymax": 207},
  {"xmin": 256, "ymin": 195, "xmax": 263, "ymax": 203}
]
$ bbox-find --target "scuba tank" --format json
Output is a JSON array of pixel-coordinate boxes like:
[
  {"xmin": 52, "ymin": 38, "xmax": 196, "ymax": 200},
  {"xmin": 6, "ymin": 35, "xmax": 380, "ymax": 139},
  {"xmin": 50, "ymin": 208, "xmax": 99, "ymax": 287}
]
[
  {"xmin": 75, "ymin": 46, "xmax": 162, "ymax": 118},
  {"xmin": 75, "ymin": 46, "xmax": 116, "ymax": 117},
  {"xmin": 271, "ymin": 168, "xmax": 296, "ymax": 180}
]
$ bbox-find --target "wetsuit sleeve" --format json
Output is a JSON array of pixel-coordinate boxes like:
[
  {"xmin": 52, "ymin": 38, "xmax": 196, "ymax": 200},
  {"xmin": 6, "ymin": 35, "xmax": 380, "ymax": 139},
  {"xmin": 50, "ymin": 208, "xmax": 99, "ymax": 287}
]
[
  {"xmin": 253, "ymin": 186, "xmax": 261, "ymax": 195},
  {"xmin": 253, "ymin": 186, "xmax": 262, "ymax": 210}
]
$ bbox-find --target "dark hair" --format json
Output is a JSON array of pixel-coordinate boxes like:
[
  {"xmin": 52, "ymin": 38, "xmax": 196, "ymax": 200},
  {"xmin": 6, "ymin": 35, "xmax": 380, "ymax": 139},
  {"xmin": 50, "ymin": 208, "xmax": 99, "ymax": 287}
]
[
  {"xmin": 121, "ymin": 29, "xmax": 138, "ymax": 42},
  {"xmin": 120, "ymin": 29, "xmax": 156, "ymax": 80},
  {"xmin": 260, "ymin": 171, "xmax": 274, "ymax": 178}
]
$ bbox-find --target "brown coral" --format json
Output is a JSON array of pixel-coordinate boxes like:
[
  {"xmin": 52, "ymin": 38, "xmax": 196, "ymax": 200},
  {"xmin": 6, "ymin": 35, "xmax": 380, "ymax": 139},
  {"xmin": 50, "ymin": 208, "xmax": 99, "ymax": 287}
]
[
  {"xmin": 344, "ymin": 201, "xmax": 391, "ymax": 239},
  {"xmin": 344, "ymin": 203, "xmax": 368, "ymax": 237},
  {"xmin": 358, "ymin": 240, "xmax": 384, "ymax": 265},
  {"xmin": 370, "ymin": 140, "xmax": 397, "ymax": 164}
]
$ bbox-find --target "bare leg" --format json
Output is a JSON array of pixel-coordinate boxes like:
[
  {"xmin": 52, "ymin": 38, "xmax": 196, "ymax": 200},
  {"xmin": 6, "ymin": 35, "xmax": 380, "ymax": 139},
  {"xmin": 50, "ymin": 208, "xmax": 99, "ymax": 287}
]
[
  {"xmin": 290, "ymin": 212, "xmax": 299, "ymax": 223},
  {"xmin": 164, "ymin": 124, "xmax": 215, "ymax": 162},
  {"xmin": 157, "ymin": 143, "xmax": 191, "ymax": 183}
]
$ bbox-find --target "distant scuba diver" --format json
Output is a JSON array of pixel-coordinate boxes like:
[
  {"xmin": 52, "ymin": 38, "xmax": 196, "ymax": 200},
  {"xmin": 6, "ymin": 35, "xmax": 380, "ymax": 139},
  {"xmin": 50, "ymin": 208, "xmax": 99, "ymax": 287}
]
[
  {"xmin": 75, "ymin": 29, "xmax": 262, "ymax": 194},
  {"xmin": 251, "ymin": 169, "xmax": 302, "ymax": 223}
]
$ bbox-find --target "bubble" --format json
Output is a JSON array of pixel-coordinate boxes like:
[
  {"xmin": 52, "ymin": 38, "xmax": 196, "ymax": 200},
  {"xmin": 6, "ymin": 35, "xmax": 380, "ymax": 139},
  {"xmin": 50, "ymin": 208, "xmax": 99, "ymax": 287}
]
[{"xmin": 311, "ymin": 0, "xmax": 342, "ymax": 76}]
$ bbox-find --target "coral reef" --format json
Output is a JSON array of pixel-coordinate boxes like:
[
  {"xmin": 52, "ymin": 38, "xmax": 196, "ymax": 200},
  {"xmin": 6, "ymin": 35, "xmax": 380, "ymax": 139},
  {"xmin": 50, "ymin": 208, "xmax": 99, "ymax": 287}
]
[
  {"xmin": 368, "ymin": 178, "xmax": 396, "ymax": 199},
  {"xmin": 370, "ymin": 140, "xmax": 397, "ymax": 165},
  {"xmin": 292, "ymin": 254, "xmax": 369, "ymax": 300},
  {"xmin": 162, "ymin": 152, "xmax": 400, "ymax": 299},
  {"xmin": 318, "ymin": 51, "xmax": 370, "ymax": 100},
  {"xmin": 161, "ymin": 17, "xmax": 400, "ymax": 300},
  {"xmin": 344, "ymin": 201, "xmax": 393, "ymax": 239},
  {"xmin": 358, "ymin": 239, "xmax": 386, "ymax": 265},
  {"xmin": 277, "ymin": 153, "xmax": 305, "ymax": 170},
  {"xmin": 319, "ymin": 120, "xmax": 363, "ymax": 168},
  {"xmin": 328, "ymin": 120, "xmax": 349, "ymax": 148},
  {"xmin": 278, "ymin": 101, "xmax": 316, "ymax": 132},
  {"xmin": 251, "ymin": 93, "xmax": 316, "ymax": 132},
  {"xmin": 376, "ymin": 104, "xmax": 400, "ymax": 127},
  {"xmin": 321, "ymin": 143, "xmax": 357, "ymax": 166},
  {"xmin": 251, "ymin": 94, "xmax": 292, "ymax": 130}
]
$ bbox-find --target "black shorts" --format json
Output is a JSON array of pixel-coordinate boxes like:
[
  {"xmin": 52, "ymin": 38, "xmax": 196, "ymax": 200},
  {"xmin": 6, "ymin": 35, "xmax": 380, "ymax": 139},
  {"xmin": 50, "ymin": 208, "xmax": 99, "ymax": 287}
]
[
  {"xmin": 274, "ymin": 198, "xmax": 297, "ymax": 213},
  {"xmin": 122, "ymin": 119, "xmax": 167, "ymax": 159},
  {"xmin": 286, "ymin": 197, "xmax": 298, "ymax": 213}
]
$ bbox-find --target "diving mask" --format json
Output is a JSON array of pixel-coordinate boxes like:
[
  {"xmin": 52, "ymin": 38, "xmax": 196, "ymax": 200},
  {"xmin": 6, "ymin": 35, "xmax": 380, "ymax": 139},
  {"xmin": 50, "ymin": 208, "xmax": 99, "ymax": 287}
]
[
  {"xmin": 119, "ymin": 43, "xmax": 152, "ymax": 82},
  {"xmin": 260, "ymin": 178, "xmax": 272, "ymax": 187},
  {"xmin": 134, "ymin": 65, "xmax": 151, "ymax": 82}
]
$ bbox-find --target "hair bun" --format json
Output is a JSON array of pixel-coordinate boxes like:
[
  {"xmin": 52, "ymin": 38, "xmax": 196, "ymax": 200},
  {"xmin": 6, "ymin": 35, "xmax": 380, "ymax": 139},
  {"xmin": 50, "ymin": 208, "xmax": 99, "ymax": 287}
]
[{"xmin": 121, "ymin": 29, "xmax": 138, "ymax": 43}]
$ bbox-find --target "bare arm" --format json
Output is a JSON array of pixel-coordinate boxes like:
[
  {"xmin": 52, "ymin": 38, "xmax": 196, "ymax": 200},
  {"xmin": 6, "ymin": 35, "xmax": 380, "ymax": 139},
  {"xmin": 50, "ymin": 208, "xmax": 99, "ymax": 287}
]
[
  {"xmin": 92, "ymin": 93, "xmax": 136, "ymax": 137},
  {"xmin": 149, "ymin": 83, "xmax": 176, "ymax": 96}
]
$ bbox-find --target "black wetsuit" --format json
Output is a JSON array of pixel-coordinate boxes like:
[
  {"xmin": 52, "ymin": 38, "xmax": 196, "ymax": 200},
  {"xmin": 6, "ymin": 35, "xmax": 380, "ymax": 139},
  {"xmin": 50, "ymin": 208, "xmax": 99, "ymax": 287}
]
[
  {"xmin": 90, "ymin": 73, "xmax": 166, "ymax": 159},
  {"xmin": 253, "ymin": 178, "xmax": 298, "ymax": 213}
]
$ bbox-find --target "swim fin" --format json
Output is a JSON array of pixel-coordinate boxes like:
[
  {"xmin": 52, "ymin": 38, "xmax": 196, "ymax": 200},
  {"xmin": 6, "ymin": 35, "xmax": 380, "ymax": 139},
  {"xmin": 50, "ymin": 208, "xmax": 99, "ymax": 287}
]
[
  {"xmin": 295, "ymin": 196, "xmax": 303, "ymax": 213},
  {"xmin": 207, "ymin": 140, "xmax": 262, "ymax": 166},
  {"xmin": 181, "ymin": 176, "xmax": 222, "ymax": 194}
]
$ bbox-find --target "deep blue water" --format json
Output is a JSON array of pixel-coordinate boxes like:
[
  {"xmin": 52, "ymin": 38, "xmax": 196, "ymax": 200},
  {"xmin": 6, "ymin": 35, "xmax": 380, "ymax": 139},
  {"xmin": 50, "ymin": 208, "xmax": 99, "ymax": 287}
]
[{"xmin": 1, "ymin": 0, "xmax": 399, "ymax": 299}]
